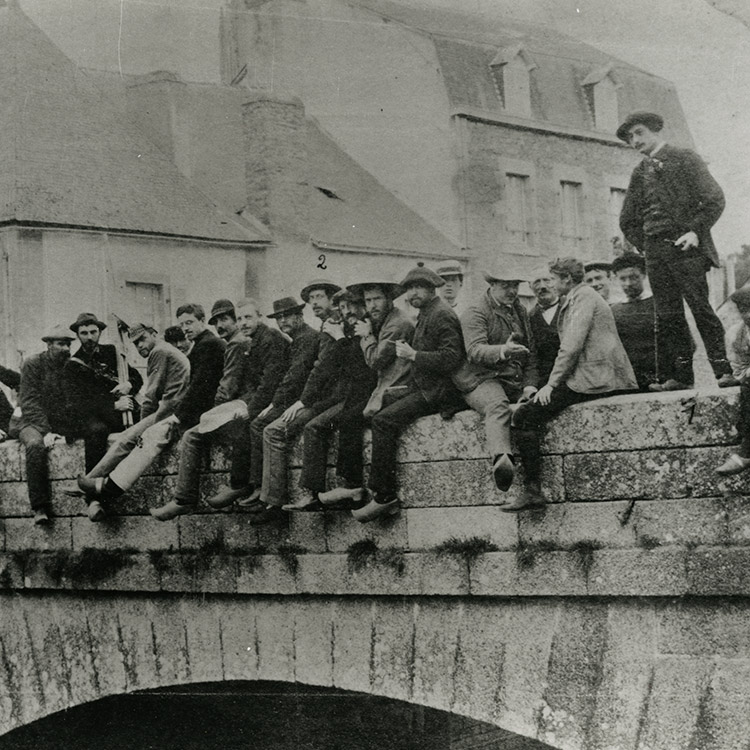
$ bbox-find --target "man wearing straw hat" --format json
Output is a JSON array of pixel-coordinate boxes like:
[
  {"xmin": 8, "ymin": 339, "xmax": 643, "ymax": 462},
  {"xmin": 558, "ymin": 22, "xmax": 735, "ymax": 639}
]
[{"xmin": 453, "ymin": 257, "xmax": 539, "ymax": 502}]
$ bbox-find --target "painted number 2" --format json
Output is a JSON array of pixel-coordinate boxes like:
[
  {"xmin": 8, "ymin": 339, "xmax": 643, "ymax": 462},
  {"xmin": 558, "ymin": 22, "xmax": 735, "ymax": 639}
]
[{"xmin": 317, "ymin": 254, "xmax": 327, "ymax": 270}]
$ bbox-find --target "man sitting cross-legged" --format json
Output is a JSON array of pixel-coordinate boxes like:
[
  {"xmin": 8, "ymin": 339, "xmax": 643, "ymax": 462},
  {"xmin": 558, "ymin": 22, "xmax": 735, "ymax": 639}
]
[
  {"xmin": 78, "ymin": 323, "xmax": 190, "ymax": 522},
  {"xmin": 510, "ymin": 258, "xmax": 637, "ymax": 512},
  {"xmin": 452, "ymin": 260, "xmax": 539, "ymax": 502},
  {"xmin": 75, "ymin": 305, "xmax": 223, "ymax": 520}
]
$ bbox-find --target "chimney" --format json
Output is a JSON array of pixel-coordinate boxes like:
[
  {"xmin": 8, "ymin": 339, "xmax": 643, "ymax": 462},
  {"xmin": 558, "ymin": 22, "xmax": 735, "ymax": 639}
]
[{"xmin": 242, "ymin": 92, "xmax": 309, "ymax": 238}]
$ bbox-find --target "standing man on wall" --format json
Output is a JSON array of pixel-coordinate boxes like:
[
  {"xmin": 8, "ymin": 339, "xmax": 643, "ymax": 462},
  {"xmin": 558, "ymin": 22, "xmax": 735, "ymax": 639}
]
[{"xmin": 618, "ymin": 111, "xmax": 734, "ymax": 392}]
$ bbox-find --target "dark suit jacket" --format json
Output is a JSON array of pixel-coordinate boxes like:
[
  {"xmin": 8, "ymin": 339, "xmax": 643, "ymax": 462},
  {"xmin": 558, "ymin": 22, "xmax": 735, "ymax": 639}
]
[
  {"xmin": 410, "ymin": 295, "xmax": 465, "ymax": 404},
  {"xmin": 174, "ymin": 328, "xmax": 226, "ymax": 428},
  {"xmin": 271, "ymin": 323, "xmax": 320, "ymax": 409},
  {"xmin": 18, "ymin": 352, "xmax": 74, "ymax": 434},
  {"xmin": 529, "ymin": 302, "xmax": 561, "ymax": 386},
  {"xmin": 620, "ymin": 144, "xmax": 724, "ymax": 268},
  {"xmin": 245, "ymin": 323, "xmax": 291, "ymax": 417}
]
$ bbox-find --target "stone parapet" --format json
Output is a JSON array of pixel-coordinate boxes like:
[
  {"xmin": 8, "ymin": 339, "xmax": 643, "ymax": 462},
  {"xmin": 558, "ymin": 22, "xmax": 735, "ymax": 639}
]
[{"xmin": 0, "ymin": 387, "xmax": 747, "ymax": 597}]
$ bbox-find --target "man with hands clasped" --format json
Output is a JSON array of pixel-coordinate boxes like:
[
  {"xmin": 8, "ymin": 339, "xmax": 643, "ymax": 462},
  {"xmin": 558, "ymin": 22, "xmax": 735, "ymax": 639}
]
[{"xmin": 453, "ymin": 260, "xmax": 539, "ymax": 501}]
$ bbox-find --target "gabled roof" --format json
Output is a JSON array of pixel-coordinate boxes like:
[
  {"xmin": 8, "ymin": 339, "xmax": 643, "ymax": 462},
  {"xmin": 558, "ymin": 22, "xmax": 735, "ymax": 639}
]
[
  {"xmin": 0, "ymin": 2, "xmax": 268, "ymax": 244},
  {"xmin": 306, "ymin": 119, "xmax": 460, "ymax": 257}
]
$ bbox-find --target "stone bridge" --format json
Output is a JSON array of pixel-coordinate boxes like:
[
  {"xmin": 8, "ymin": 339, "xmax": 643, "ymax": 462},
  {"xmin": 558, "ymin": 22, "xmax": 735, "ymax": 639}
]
[{"xmin": 1, "ymin": 389, "xmax": 750, "ymax": 749}]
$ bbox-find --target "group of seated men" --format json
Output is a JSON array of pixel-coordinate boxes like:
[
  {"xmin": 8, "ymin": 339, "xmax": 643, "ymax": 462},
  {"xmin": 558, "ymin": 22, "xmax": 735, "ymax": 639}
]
[{"xmin": 4, "ymin": 251, "xmax": 747, "ymax": 528}]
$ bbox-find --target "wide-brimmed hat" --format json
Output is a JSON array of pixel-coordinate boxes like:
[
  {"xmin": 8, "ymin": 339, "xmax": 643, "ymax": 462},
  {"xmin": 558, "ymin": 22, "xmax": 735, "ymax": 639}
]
[
  {"xmin": 42, "ymin": 324, "xmax": 75, "ymax": 343},
  {"xmin": 616, "ymin": 111, "xmax": 664, "ymax": 142},
  {"xmin": 483, "ymin": 256, "xmax": 537, "ymax": 284},
  {"xmin": 198, "ymin": 400, "xmax": 249, "ymax": 434},
  {"xmin": 435, "ymin": 259, "xmax": 464, "ymax": 278},
  {"xmin": 128, "ymin": 323, "xmax": 156, "ymax": 342},
  {"xmin": 208, "ymin": 299, "xmax": 236, "ymax": 325},
  {"xmin": 300, "ymin": 279, "xmax": 342, "ymax": 302},
  {"xmin": 70, "ymin": 312, "xmax": 107, "ymax": 333},
  {"xmin": 347, "ymin": 279, "xmax": 404, "ymax": 300},
  {"xmin": 399, "ymin": 262, "xmax": 444, "ymax": 289},
  {"xmin": 332, "ymin": 288, "xmax": 363, "ymax": 305},
  {"xmin": 267, "ymin": 296, "xmax": 306, "ymax": 319},
  {"xmin": 584, "ymin": 260, "xmax": 612, "ymax": 274}
]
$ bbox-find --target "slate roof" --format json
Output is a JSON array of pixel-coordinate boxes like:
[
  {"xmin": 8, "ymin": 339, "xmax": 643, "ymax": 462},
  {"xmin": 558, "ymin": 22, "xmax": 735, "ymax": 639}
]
[
  {"xmin": 0, "ymin": 2, "xmax": 268, "ymax": 244},
  {"xmin": 351, "ymin": 0, "xmax": 691, "ymax": 141},
  {"xmin": 306, "ymin": 119, "xmax": 460, "ymax": 257}
]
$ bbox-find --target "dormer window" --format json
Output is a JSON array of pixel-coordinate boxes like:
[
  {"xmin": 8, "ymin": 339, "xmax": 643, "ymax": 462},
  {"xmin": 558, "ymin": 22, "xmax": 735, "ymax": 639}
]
[
  {"xmin": 582, "ymin": 64, "xmax": 622, "ymax": 132},
  {"xmin": 490, "ymin": 45, "xmax": 537, "ymax": 118}
]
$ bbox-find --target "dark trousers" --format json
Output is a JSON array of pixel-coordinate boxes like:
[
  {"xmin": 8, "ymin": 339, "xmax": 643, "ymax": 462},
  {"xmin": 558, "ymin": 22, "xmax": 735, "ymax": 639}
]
[
  {"xmin": 737, "ymin": 381, "xmax": 750, "ymax": 456},
  {"xmin": 300, "ymin": 401, "xmax": 346, "ymax": 493},
  {"xmin": 513, "ymin": 386, "xmax": 603, "ymax": 482},
  {"xmin": 18, "ymin": 426, "xmax": 50, "ymax": 511},
  {"xmin": 644, "ymin": 240, "xmax": 730, "ymax": 383},
  {"xmin": 79, "ymin": 414, "xmax": 119, "ymax": 473},
  {"xmin": 228, "ymin": 409, "xmax": 264, "ymax": 489},
  {"xmin": 248, "ymin": 406, "xmax": 285, "ymax": 487},
  {"xmin": 368, "ymin": 387, "xmax": 442, "ymax": 498}
]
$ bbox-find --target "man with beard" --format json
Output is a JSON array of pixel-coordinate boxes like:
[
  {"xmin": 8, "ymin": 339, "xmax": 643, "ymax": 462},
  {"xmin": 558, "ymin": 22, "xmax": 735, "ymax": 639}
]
[
  {"xmin": 65, "ymin": 313, "xmax": 143, "ymax": 470},
  {"xmin": 17, "ymin": 325, "xmax": 78, "ymax": 524},
  {"xmin": 151, "ymin": 299, "xmax": 255, "ymax": 520},
  {"xmin": 76, "ymin": 304, "xmax": 224, "ymax": 520},
  {"xmin": 528, "ymin": 267, "xmax": 561, "ymax": 385},
  {"xmin": 317, "ymin": 278, "xmax": 413, "ymax": 507},
  {"xmin": 283, "ymin": 288, "xmax": 377, "ymax": 512},
  {"xmin": 352, "ymin": 263, "xmax": 465, "ymax": 522}
]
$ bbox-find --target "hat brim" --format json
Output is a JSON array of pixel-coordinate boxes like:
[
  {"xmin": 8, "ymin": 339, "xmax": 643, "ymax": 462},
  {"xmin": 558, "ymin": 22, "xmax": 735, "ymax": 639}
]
[
  {"xmin": 70, "ymin": 320, "xmax": 107, "ymax": 333},
  {"xmin": 483, "ymin": 272, "xmax": 525, "ymax": 284},
  {"xmin": 267, "ymin": 304, "xmax": 305, "ymax": 319},
  {"xmin": 616, "ymin": 113, "xmax": 664, "ymax": 142},
  {"xmin": 300, "ymin": 283, "xmax": 342, "ymax": 302},
  {"xmin": 42, "ymin": 335, "xmax": 75, "ymax": 342},
  {"xmin": 347, "ymin": 282, "xmax": 404, "ymax": 299}
]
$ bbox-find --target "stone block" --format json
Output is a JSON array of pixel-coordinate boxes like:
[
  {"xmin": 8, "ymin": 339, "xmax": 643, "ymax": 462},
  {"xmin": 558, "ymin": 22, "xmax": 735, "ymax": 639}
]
[
  {"xmin": 46, "ymin": 440, "xmax": 85, "ymax": 480},
  {"xmin": 404, "ymin": 553, "xmax": 469, "ymax": 595},
  {"xmin": 587, "ymin": 548, "xmax": 688, "ymax": 596},
  {"xmin": 81, "ymin": 553, "xmax": 160, "ymax": 593},
  {"xmin": 564, "ymin": 448, "xmax": 687, "ymax": 500},
  {"xmin": 518, "ymin": 500, "xmax": 637, "ymax": 550},
  {"xmin": 114, "ymin": 476, "xmax": 167, "ymax": 514},
  {"xmin": 698, "ymin": 661, "xmax": 750, "ymax": 750},
  {"xmin": 398, "ymin": 456, "xmax": 563, "ymax": 508},
  {"xmin": 236, "ymin": 555, "xmax": 296, "ymax": 595},
  {"xmin": 369, "ymin": 599, "xmax": 415, "ymax": 702},
  {"xmin": 144, "ymin": 598, "xmax": 192, "ymax": 685},
  {"xmin": 543, "ymin": 389, "xmax": 737, "ymax": 454},
  {"xmin": 71, "ymin": 515, "xmax": 178, "ymax": 552},
  {"xmin": 330, "ymin": 599, "xmax": 375, "ymax": 695},
  {"xmin": 396, "ymin": 410, "xmax": 486, "ymax": 463},
  {"xmin": 177, "ymin": 513, "xmax": 259, "ymax": 552},
  {"xmin": 217, "ymin": 598, "xmax": 261, "ymax": 682},
  {"xmin": 470, "ymin": 550, "xmax": 588, "ymax": 597},
  {"xmin": 631, "ymin": 497, "xmax": 729, "ymax": 547},
  {"xmin": 292, "ymin": 599, "xmax": 335, "ymax": 687},
  {"xmin": 207, "ymin": 443, "xmax": 231, "ymax": 471},
  {"xmin": 406, "ymin": 506, "xmax": 518, "ymax": 551},
  {"xmin": 324, "ymin": 508, "xmax": 407, "ymax": 553},
  {"xmin": 287, "ymin": 512, "xmax": 327, "ymax": 553},
  {"xmin": 0, "ymin": 481, "xmax": 29, "ymax": 517},
  {"xmin": 685, "ymin": 546, "xmax": 750, "ymax": 595},
  {"xmin": 253, "ymin": 599, "xmax": 296, "ymax": 683},
  {"xmin": 0, "ymin": 440, "xmax": 22, "ymax": 479},
  {"xmin": 725, "ymin": 494, "xmax": 750, "ymax": 544},
  {"xmin": 686, "ymin": 444, "xmax": 750, "ymax": 497},
  {"xmin": 658, "ymin": 600, "xmax": 750, "ymax": 658},
  {"xmin": 197, "ymin": 471, "xmax": 232, "ymax": 505},
  {"xmin": 5, "ymin": 516, "xmax": 73, "ymax": 551},
  {"xmin": 180, "ymin": 598, "xmax": 225, "ymax": 684},
  {"xmin": 143, "ymin": 445, "xmax": 179, "ymax": 475},
  {"xmin": 0, "ymin": 552, "xmax": 23, "ymax": 588}
]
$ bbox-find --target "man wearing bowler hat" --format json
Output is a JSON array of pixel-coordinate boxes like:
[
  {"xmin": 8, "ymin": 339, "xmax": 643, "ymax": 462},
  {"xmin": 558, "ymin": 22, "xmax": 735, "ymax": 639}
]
[
  {"xmin": 618, "ymin": 111, "xmax": 734, "ymax": 391},
  {"xmin": 17, "ymin": 325, "xmax": 78, "ymax": 524},
  {"xmin": 66, "ymin": 312, "xmax": 143, "ymax": 466},
  {"xmin": 77, "ymin": 322, "xmax": 189, "ymax": 520},
  {"xmin": 232, "ymin": 296, "xmax": 321, "ymax": 524},
  {"xmin": 352, "ymin": 262, "xmax": 465, "ymax": 522},
  {"xmin": 453, "ymin": 259, "xmax": 539, "ymax": 501}
]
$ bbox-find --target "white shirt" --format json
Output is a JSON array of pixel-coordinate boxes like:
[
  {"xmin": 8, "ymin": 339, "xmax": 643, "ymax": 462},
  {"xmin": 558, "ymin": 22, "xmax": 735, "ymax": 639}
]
[{"xmin": 541, "ymin": 302, "xmax": 559, "ymax": 325}]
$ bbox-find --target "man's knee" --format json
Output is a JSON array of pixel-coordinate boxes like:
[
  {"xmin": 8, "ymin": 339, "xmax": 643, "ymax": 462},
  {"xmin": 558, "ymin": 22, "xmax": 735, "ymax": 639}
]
[
  {"xmin": 20, "ymin": 427, "xmax": 45, "ymax": 452},
  {"xmin": 263, "ymin": 418, "xmax": 287, "ymax": 445}
]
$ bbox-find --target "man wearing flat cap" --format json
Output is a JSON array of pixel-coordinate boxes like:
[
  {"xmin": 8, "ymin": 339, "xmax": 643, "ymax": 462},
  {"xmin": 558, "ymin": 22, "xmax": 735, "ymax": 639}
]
[
  {"xmin": 75, "ymin": 323, "xmax": 189, "ymax": 520},
  {"xmin": 17, "ymin": 325, "xmax": 78, "ymax": 524},
  {"xmin": 317, "ymin": 278, "xmax": 414, "ymax": 509},
  {"xmin": 435, "ymin": 259, "xmax": 467, "ymax": 317},
  {"xmin": 65, "ymin": 312, "xmax": 143, "ymax": 469},
  {"xmin": 352, "ymin": 263, "xmax": 465, "ymax": 522},
  {"xmin": 618, "ymin": 111, "xmax": 733, "ymax": 391},
  {"xmin": 453, "ymin": 259, "xmax": 539, "ymax": 501}
]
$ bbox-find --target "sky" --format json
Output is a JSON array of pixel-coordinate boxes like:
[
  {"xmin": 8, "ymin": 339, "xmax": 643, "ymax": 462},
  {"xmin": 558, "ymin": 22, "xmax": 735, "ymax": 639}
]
[{"xmin": 19, "ymin": 0, "xmax": 750, "ymax": 256}]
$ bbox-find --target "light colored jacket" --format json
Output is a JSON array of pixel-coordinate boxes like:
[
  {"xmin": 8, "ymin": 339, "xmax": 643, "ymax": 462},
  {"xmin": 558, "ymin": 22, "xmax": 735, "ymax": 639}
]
[
  {"xmin": 548, "ymin": 283, "xmax": 637, "ymax": 394},
  {"xmin": 142, "ymin": 341, "xmax": 190, "ymax": 420},
  {"xmin": 361, "ymin": 307, "xmax": 414, "ymax": 417}
]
